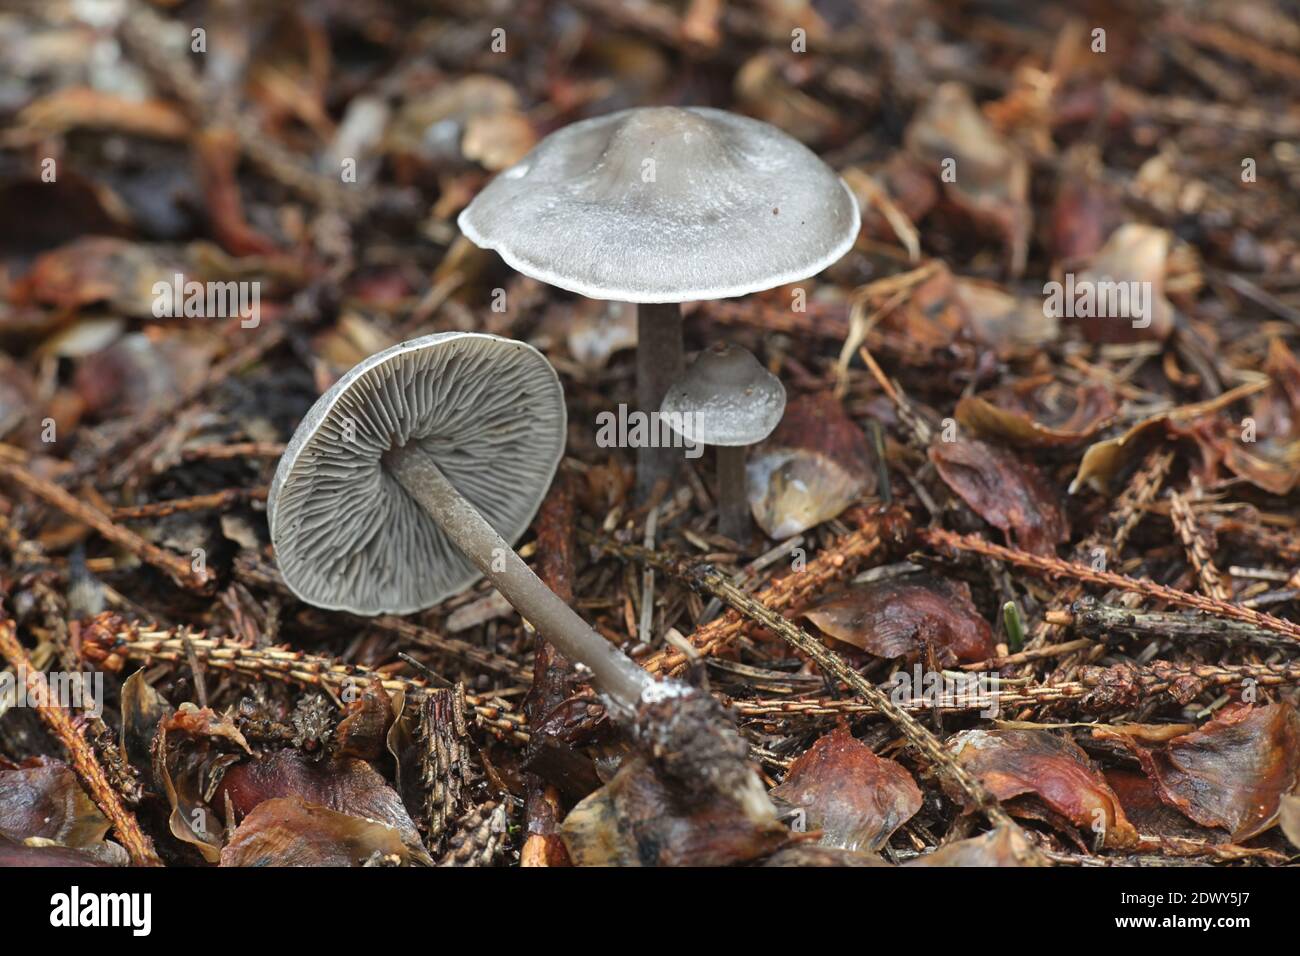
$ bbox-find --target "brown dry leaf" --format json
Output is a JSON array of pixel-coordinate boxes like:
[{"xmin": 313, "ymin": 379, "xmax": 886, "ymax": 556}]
[
  {"xmin": 561, "ymin": 757, "xmax": 788, "ymax": 866},
  {"xmin": 215, "ymin": 748, "xmax": 431, "ymax": 863},
  {"xmin": 0, "ymin": 757, "xmax": 111, "ymax": 848},
  {"xmin": 951, "ymin": 277, "xmax": 1058, "ymax": 351},
  {"xmin": 906, "ymin": 825, "xmax": 1046, "ymax": 866},
  {"xmin": 153, "ymin": 704, "xmax": 253, "ymax": 863},
  {"xmin": 386, "ymin": 75, "xmax": 527, "ymax": 169},
  {"xmin": 1219, "ymin": 338, "xmax": 1300, "ymax": 495},
  {"xmin": 74, "ymin": 331, "xmax": 215, "ymax": 420},
  {"xmin": 747, "ymin": 392, "xmax": 876, "ymax": 538},
  {"xmin": 13, "ymin": 237, "xmax": 188, "ymax": 317},
  {"xmin": 120, "ymin": 669, "xmax": 174, "ymax": 774},
  {"xmin": 956, "ymin": 378, "xmax": 1118, "ymax": 448},
  {"xmin": 334, "ymin": 678, "xmax": 393, "ymax": 761},
  {"xmin": 1103, "ymin": 768, "xmax": 1225, "ymax": 844},
  {"xmin": 219, "ymin": 796, "xmax": 410, "ymax": 867},
  {"xmin": 904, "ymin": 83, "xmax": 1031, "ymax": 275},
  {"xmin": 763, "ymin": 844, "xmax": 889, "ymax": 867},
  {"xmin": 1063, "ymin": 224, "xmax": 1176, "ymax": 343},
  {"xmin": 930, "ymin": 439, "xmax": 1068, "ymax": 556},
  {"xmin": 463, "ymin": 110, "xmax": 537, "ymax": 171},
  {"xmin": 1069, "ymin": 380, "xmax": 1269, "ymax": 493},
  {"xmin": 803, "ymin": 574, "xmax": 995, "ymax": 665},
  {"xmin": 1281, "ymin": 794, "xmax": 1300, "ymax": 850},
  {"xmin": 1094, "ymin": 703, "xmax": 1300, "ymax": 841},
  {"xmin": 735, "ymin": 52, "xmax": 839, "ymax": 145},
  {"xmin": 769, "ymin": 726, "xmax": 921, "ymax": 853},
  {"xmin": 949, "ymin": 729, "xmax": 1138, "ymax": 849}
]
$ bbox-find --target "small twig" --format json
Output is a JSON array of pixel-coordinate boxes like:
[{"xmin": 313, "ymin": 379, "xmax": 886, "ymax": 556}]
[
  {"xmin": 77, "ymin": 616, "xmax": 529, "ymax": 744},
  {"xmin": 0, "ymin": 615, "xmax": 161, "ymax": 866},
  {"xmin": 1168, "ymin": 488, "xmax": 1231, "ymax": 602},
  {"xmin": 595, "ymin": 519, "xmax": 1018, "ymax": 831},
  {"xmin": 920, "ymin": 527, "xmax": 1300, "ymax": 645},
  {"xmin": 1050, "ymin": 596, "xmax": 1298, "ymax": 651},
  {"xmin": 0, "ymin": 459, "xmax": 214, "ymax": 591},
  {"xmin": 112, "ymin": 487, "xmax": 267, "ymax": 520}
]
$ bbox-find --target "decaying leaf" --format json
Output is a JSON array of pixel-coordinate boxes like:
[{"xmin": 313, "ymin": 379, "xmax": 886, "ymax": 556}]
[
  {"xmin": 561, "ymin": 757, "xmax": 788, "ymax": 866},
  {"xmin": 215, "ymin": 748, "xmax": 431, "ymax": 863},
  {"xmin": 956, "ymin": 379, "xmax": 1118, "ymax": 448},
  {"xmin": 906, "ymin": 825, "xmax": 1045, "ymax": 867},
  {"xmin": 1281, "ymin": 793, "xmax": 1300, "ymax": 850},
  {"xmin": 1219, "ymin": 339, "xmax": 1300, "ymax": 495},
  {"xmin": 763, "ymin": 844, "xmax": 888, "ymax": 867},
  {"xmin": 904, "ymin": 83, "xmax": 1031, "ymax": 275},
  {"xmin": 1094, "ymin": 703, "xmax": 1300, "ymax": 841},
  {"xmin": 120, "ymin": 669, "xmax": 174, "ymax": 775},
  {"xmin": 803, "ymin": 575, "xmax": 994, "ymax": 665},
  {"xmin": 747, "ymin": 392, "xmax": 876, "ymax": 538},
  {"xmin": 930, "ymin": 439, "xmax": 1068, "ymax": 556},
  {"xmin": 948, "ymin": 729, "xmax": 1138, "ymax": 849},
  {"xmin": 219, "ymin": 796, "xmax": 410, "ymax": 867},
  {"xmin": 0, "ymin": 757, "xmax": 111, "ymax": 848},
  {"xmin": 769, "ymin": 726, "xmax": 921, "ymax": 853}
]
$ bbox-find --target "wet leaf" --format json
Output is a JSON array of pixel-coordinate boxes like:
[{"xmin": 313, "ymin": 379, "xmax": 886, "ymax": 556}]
[
  {"xmin": 1219, "ymin": 339, "xmax": 1300, "ymax": 495},
  {"xmin": 0, "ymin": 757, "xmax": 111, "ymax": 847},
  {"xmin": 930, "ymin": 439, "xmax": 1068, "ymax": 556},
  {"xmin": 747, "ymin": 392, "xmax": 876, "ymax": 538},
  {"xmin": 219, "ymin": 796, "xmax": 411, "ymax": 867},
  {"xmin": 1094, "ymin": 703, "xmax": 1300, "ymax": 841},
  {"xmin": 561, "ymin": 757, "xmax": 788, "ymax": 867},
  {"xmin": 948, "ymin": 729, "xmax": 1138, "ymax": 849},
  {"xmin": 956, "ymin": 379, "xmax": 1118, "ymax": 448},
  {"xmin": 906, "ymin": 825, "xmax": 1045, "ymax": 866},
  {"xmin": 769, "ymin": 726, "xmax": 921, "ymax": 852},
  {"xmin": 215, "ymin": 748, "xmax": 431, "ymax": 863},
  {"xmin": 803, "ymin": 574, "xmax": 994, "ymax": 665}
]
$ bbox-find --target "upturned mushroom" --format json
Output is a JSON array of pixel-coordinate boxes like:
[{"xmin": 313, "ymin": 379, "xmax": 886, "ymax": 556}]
[
  {"xmin": 269, "ymin": 331, "xmax": 772, "ymax": 818},
  {"xmin": 457, "ymin": 106, "xmax": 858, "ymax": 500},
  {"xmin": 660, "ymin": 343, "xmax": 786, "ymax": 544}
]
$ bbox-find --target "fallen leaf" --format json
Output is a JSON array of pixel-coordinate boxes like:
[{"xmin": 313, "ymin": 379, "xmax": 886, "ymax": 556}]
[
  {"xmin": 220, "ymin": 796, "xmax": 411, "ymax": 867},
  {"xmin": 747, "ymin": 392, "xmax": 876, "ymax": 538},
  {"xmin": 803, "ymin": 574, "xmax": 995, "ymax": 665},
  {"xmin": 949, "ymin": 729, "xmax": 1138, "ymax": 849},
  {"xmin": 956, "ymin": 378, "xmax": 1118, "ymax": 448},
  {"xmin": 769, "ymin": 726, "xmax": 921, "ymax": 853},
  {"xmin": 930, "ymin": 439, "xmax": 1068, "ymax": 555},
  {"xmin": 1094, "ymin": 702, "xmax": 1300, "ymax": 841},
  {"xmin": 906, "ymin": 825, "xmax": 1046, "ymax": 866}
]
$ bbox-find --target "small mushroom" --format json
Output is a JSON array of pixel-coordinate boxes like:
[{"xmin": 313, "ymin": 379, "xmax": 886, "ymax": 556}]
[
  {"xmin": 660, "ymin": 343, "xmax": 786, "ymax": 544},
  {"xmin": 458, "ymin": 106, "xmax": 858, "ymax": 500},
  {"xmin": 270, "ymin": 332, "xmax": 772, "ymax": 819}
]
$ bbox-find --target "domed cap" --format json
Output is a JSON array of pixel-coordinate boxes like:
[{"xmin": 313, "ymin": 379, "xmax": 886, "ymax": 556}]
[
  {"xmin": 268, "ymin": 332, "xmax": 566, "ymax": 616},
  {"xmin": 660, "ymin": 343, "xmax": 786, "ymax": 446},
  {"xmin": 457, "ymin": 106, "xmax": 860, "ymax": 303}
]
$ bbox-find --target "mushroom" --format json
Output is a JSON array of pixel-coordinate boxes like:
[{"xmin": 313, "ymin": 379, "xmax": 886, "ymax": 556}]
[
  {"xmin": 660, "ymin": 343, "xmax": 786, "ymax": 544},
  {"xmin": 269, "ymin": 331, "xmax": 772, "ymax": 818},
  {"xmin": 457, "ymin": 106, "xmax": 858, "ymax": 500}
]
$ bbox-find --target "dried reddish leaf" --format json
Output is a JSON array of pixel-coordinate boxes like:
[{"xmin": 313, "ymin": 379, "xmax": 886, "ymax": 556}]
[
  {"xmin": 220, "ymin": 796, "xmax": 410, "ymax": 867},
  {"xmin": 949, "ymin": 729, "xmax": 1138, "ymax": 849},
  {"xmin": 906, "ymin": 825, "xmax": 1045, "ymax": 867},
  {"xmin": 770, "ymin": 726, "xmax": 921, "ymax": 852},
  {"xmin": 747, "ymin": 392, "xmax": 876, "ymax": 538},
  {"xmin": 0, "ymin": 757, "xmax": 111, "ymax": 847},
  {"xmin": 561, "ymin": 757, "xmax": 788, "ymax": 867},
  {"xmin": 1094, "ymin": 703, "xmax": 1300, "ymax": 841},
  {"xmin": 216, "ymin": 748, "xmax": 430, "ymax": 862},
  {"xmin": 803, "ymin": 574, "xmax": 994, "ymax": 665},
  {"xmin": 956, "ymin": 379, "xmax": 1118, "ymax": 448},
  {"xmin": 1065, "ymin": 224, "xmax": 1176, "ymax": 344},
  {"xmin": 1219, "ymin": 339, "xmax": 1300, "ymax": 495},
  {"xmin": 1103, "ymin": 768, "xmax": 1225, "ymax": 844},
  {"xmin": 930, "ymin": 439, "xmax": 1068, "ymax": 556}
]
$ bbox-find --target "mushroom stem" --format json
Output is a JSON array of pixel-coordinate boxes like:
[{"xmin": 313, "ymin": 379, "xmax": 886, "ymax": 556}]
[
  {"xmin": 715, "ymin": 445, "xmax": 751, "ymax": 545},
  {"xmin": 384, "ymin": 444, "xmax": 653, "ymax": 713},
  {"xmin": 635, "ymin": 302, "xmax": 684, "ymax": 503}
]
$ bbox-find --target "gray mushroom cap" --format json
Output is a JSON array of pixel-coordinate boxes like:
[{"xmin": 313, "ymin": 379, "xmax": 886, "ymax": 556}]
[
  {"xmin": 457, "ymin": 106, "xmax": 860, "ymax": 303},
  {"xmin": 660, "ymin": 343, "xmax": 786, "ymax": 447},
  {"xmin": 268, "ymin": 332, "xmax": 566, "ymax": 616}
]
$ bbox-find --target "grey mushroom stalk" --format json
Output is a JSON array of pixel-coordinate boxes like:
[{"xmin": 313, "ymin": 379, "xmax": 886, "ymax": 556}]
[{"xmin": 457, "ymin": 106, "xmax": 859, "ymax": 502}]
